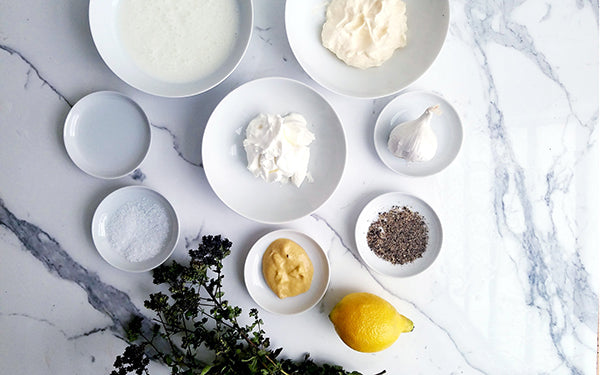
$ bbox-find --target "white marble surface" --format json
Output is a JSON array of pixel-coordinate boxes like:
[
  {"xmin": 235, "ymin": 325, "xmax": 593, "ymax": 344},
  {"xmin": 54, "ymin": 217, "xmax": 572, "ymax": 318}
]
[{"xmin": 0, "ymin": 0, "xmax": 598, "ymax": 374}]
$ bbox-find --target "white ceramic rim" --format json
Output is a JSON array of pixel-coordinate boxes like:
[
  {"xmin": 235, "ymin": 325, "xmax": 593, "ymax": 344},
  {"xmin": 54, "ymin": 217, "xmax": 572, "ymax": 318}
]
[
  {"xmin": 88, "ymin": 0, "xmax": 254, "ymax": 97},
  {"xmin": 63, "ymin": 91, "xmax": 151, "ymax": 179},
  {"xmin": 201, "ymin": 76, "xmax": 347, "ymax": 224},
  {"xmin": 373, "ymin": 89, "xmax": 464, "ymax": 177},
  {"xmin": 284, "ymin": 0, "xmax": 450, "ymax": 99},
  {"xmin": 243, "ymin": 229, "xmax": 331, "ymax": 315},
  {"xmin": 91, "ymin": 185, "xmax": 180, "ymax": 272},
  {"xmin": 354, "ymin": 192, "xmax": 443, "ymax": 277}
]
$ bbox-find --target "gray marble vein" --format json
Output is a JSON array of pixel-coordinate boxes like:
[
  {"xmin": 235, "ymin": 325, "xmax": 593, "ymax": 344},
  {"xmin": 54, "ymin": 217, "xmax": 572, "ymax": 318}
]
[
  {"xmin": 310, "ymin": 213, "xmax": 488, "ymax": 374},
  {"xmin": 151, "ymin": 123, "xmax": 203, "ymax": 168},
  {"xmin": 464, "ymin": 1, "xmax": 598, "ymax": 373},
  {"xmin": 0, "ymin": 198, "xmax": 155, "ymax": 340},
  {"xmin": 0, "ymin": 44, "xmax": 73, "ymax": 107}
]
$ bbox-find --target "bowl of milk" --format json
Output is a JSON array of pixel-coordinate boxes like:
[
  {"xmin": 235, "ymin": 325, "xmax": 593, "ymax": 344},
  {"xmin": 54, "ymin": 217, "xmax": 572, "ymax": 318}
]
[{"xmin": 89, "ymin": 0, "xmax": 253, "ymax": 97}]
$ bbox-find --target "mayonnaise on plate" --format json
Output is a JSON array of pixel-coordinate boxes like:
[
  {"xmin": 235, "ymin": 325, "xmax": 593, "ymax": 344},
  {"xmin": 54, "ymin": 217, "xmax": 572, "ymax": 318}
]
[{"xmin": 321, "ymin": 0, "xmax": 408, "ymax": 69}]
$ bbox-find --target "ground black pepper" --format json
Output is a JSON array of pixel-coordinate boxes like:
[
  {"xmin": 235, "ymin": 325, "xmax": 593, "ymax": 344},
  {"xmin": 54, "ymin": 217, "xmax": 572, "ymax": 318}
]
[{"xmin": 366, "ymin": 205, "xmax": 429, "ymax": 265}]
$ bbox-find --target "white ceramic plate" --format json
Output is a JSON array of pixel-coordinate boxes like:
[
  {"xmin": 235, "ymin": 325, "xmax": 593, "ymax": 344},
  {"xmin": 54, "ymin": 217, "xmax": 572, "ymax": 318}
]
[
  {"xmin": 202, "ymin": 77, "xmax": 346, "ymax": 224},
  {"xmin": 374, "ymin": 90, "xmax": 463, "ymax": 177},
  {"xmin": 355, "ymin": 192, "xmax": 442, "ymax": 277},
  {"xmin": 285, "ymin": 0, "xmax": 450, "ymax": 98},
  {"xmin": 91, "ymin": 186, "xmax": 179, "ymax": 272},
  {"xmin": 64, "ymin": 91, "xmax": 151, "ymax": 179},
  {"xmin": 244, "ymin": 229, "xmax": 330, "ymax": 315},
  {"xmin": 89, "ymin": 0, "xmax": 253, "ymax": 97}
]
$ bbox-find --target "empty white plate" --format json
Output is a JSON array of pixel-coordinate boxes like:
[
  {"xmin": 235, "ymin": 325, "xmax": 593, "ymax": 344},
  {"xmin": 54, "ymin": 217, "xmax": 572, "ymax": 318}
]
[
  {"xmin": 91, "ymin": 186, "xmax": 179, "ymax": 272},
  {"xmin": 64, "ymin": 91, "xmax": 151, "ymax": 179},
  {"xmin": 355, "ymin": 192, "xmax": 442, "ymax": 277},
  {"xmin": 374, "ymin": 90, "xmax": 463, "ymax": 177},
  {"xmin": 244, "ymin": 229, "xmax": 330, "ymax": 315},
  {"xmin": 202, "ymin": 77, "xmax": 347, "ymax": 224},
  {"xmin": 285, "ymin": 0, "xmax": 450, "ymax": 98}
]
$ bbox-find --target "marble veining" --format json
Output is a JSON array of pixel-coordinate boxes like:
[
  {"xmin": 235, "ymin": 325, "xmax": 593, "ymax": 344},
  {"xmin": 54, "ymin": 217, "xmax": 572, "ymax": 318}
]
[
  {"xmin": 0, "ymin": 44, "xmax": 74, "ymax": 107},
  {"xmin": 462, "ymin": 1, "xmax": 598, "ymax": 373},
  {"xmin": 0, "ymin": 0, "xmax": 597, "ymax": 373},
  {"xmin": 0, "ymin": 200, "xmax": 156, "ymax": 340}
]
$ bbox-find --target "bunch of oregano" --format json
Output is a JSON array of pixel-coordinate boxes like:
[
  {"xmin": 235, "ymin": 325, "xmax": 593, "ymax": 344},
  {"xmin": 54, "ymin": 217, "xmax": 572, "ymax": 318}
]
[{"xmin": 112, "ymin": 235, "xmax": 370, "ymax": 375}]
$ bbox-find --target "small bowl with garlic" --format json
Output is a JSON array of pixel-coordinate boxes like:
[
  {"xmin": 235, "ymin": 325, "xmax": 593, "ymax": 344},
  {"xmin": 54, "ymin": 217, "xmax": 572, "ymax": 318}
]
[{"xmin": 374, "ymin": 90, "xmax": 463, "ymax": 177}]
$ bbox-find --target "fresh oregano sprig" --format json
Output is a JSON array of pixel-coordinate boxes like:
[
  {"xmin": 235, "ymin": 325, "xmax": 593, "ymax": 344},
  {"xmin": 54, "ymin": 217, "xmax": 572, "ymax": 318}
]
[{"xmin": 112, "ymin": 235, "xmax": 368, "ymax": 375}]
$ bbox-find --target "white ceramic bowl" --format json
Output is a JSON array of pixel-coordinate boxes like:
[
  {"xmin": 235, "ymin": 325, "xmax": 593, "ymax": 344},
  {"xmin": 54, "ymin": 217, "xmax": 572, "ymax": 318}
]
[
  {"xmin": 244, "ymin": 229, "xmax": 330, "ymax": 315},
  {"xmin": 374, "ymin": 90, "xmax": 463, "ymax": 177},
  {"xmin": 202, "ymin": 77, "xmax": 347, "ymax": 224},
  {"xmin": 89, "ymin": 0, "xmax": 253, "ymax": 97},
  {"xmin": 285, "ymin": 0, "xmax": 450, "ymax": 98},
  {"xmin": 355, "ymin": 192, "xmax": 442, "ymax": 277},
  {"xmin": 91, "ymin": 186, "xmax": 179, "ymax": 272},
  {"xmin": 64, "ymin": 91, "xmax": 151, "ymax": 179}
]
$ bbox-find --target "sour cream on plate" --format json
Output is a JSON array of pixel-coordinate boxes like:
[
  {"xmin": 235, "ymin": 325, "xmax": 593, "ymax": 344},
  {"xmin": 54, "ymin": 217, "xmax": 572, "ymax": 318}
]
[{"xmin": 117, "ymin": 0, "xmax": 240, "ymax": 83}]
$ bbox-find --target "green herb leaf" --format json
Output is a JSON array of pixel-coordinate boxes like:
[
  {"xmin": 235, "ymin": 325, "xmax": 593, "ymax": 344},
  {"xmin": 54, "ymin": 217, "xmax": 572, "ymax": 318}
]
[{"xmin": 113, "ymin": 235, "xmax": 374, "ymax": 375}]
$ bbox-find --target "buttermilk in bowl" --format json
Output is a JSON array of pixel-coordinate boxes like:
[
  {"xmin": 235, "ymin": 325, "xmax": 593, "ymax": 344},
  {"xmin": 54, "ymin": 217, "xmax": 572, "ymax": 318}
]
[{"xmin": 117, "ymin": 0, "xmax": 240, "ymax": 83}]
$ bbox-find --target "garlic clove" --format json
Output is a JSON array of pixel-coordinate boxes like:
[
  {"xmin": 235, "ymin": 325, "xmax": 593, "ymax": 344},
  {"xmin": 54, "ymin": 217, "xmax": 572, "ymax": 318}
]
[{"xmin": 387, "ymin": 105, "xmax": 441, "ymax": 162}]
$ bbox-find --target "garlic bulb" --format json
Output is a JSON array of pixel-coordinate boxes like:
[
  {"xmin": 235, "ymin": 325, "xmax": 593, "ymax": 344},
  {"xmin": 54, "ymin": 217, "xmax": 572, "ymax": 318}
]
[{"xmin": 387, "ymin": 105, "xmax": 441, "ymax": 162}]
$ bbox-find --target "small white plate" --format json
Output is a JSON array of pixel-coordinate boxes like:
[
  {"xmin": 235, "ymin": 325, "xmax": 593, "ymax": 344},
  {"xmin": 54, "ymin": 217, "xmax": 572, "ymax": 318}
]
[
  {"xmin": 244, "ymin": 229, "xmax": 330, "ymax": 315},
  {"xmin": 202, "ymin": 77, "xmax": 346, "ymax": 224},
  {"xmin": 89, "ymin": 0, "xmax": 253, "ymax": 97},
  {"xmin": 355, "ymin": 192, "xmax": 442, "ymax": 277},
  {"xmin": 374, "ymin": 90, "xmax": 463, "ymax": 177},
  {"xmin": 285, "ymin": 0, "xmax": 449, "ymax": 98},
  {"xmin": 64, "ymin": 91, "xmax": 151, "ymax": 179},
  {"xmin": 91, "ymin": 186, "xmax": 179, "ymax": 272}
]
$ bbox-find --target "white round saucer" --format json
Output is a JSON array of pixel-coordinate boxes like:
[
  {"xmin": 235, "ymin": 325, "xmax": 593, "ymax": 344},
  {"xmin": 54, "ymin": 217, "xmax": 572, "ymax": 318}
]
[{"xmin": 64, "ymin": 91, "xmax": 151, "ymax": 179}]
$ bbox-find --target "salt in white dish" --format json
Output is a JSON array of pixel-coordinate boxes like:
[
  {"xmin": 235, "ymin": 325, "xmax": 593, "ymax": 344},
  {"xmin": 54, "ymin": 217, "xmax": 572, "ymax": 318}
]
[{"xmin": 91, "ymin": 186, "xmax": 179, "ymax": 272}]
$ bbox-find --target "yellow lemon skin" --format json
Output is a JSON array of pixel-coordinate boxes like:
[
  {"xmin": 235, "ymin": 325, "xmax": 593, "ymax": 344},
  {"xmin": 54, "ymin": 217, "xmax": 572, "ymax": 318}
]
[{"xmin": 329, "ymin": 292, "xmax": 413, "ymax": 353}]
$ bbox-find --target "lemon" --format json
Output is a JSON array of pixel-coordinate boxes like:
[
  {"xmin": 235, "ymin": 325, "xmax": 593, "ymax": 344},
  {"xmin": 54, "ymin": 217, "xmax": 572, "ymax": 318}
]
[{"xmin": 329, "ymin": 292, "xmax": 413, "ymax": 352}]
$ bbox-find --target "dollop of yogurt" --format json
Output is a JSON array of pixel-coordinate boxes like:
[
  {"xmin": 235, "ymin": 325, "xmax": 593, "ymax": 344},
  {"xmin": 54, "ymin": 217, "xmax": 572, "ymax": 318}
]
[
  {"xmin": 321, "ymin": 0, "xmax": 408, "ymax": 69},
  {"xmin": 243, "ymin": 113, "xmax": 315, "ymax": 187}
]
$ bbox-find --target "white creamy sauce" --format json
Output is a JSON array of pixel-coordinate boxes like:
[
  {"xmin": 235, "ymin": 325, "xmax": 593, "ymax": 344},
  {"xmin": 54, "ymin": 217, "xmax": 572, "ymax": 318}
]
[
  {"xmin": 117, "ymin": 0, "xmax": 240, "ymax": 83},
  {"xmin": 243, "ymin": 113, "xmax": 315, "ymax": 188},
  {"xmin": 321, "ymin": 0, "xmax": 408, "ymax": 69}
]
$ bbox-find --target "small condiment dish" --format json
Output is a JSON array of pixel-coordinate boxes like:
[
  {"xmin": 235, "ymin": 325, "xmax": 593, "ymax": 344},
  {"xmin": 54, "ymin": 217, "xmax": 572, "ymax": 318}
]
[
  {"xmin": 64, "ymin": 91, "xmax": 151, "ymax": 179},
  {"xmin": 244, "ymin": 229, "xmax": 330, "ymax": 315},
  {"xmin": 89, "ymin": 0, "xmax": 253, "ymax": 97},
  {"xmin": 355, "ymin": 192, "xmax": 442, "ymax": 277},
  {"xmin": 91, "ymin": 186, "xmax": 179, "ymax": 272},
  {"xmin": 374, "ymin": 90, "xmax": 463, "ymax": 177}
]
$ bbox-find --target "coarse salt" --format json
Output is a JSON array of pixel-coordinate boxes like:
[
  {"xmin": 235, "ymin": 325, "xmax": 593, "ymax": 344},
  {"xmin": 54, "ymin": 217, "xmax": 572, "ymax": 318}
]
[{"xmin": 106, "ymin": 197, "xmax": 171, "ymax": 262}]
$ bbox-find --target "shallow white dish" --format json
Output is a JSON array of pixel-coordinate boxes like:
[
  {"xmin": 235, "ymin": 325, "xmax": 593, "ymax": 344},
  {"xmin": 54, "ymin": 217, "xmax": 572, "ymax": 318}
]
[
  {"xmin": 244, "ymin": 229, "xmax": 330, "ymax": 315},
  {"xmin": 374, "ymin": 90, "xmax": 463, "ymax": 177},
  {"xmin": 202, "ymin": 77, "xmax": 346, "ymax": 224},
  {"xmin": 355, "ymin": 192, "xmax": 442, "ymax": 277},
  {"xmin": 91, "ymin": 186, "xmax": 179, "ymax": 272},
  {"xmin": 89, "ymin": 0, "xmax": 253, "ymax": 97},
  {"xmin": 285, "ymin": 0, "xmax": 449, "ymax": 98},
  {"xmin": 64, "ymin": 91, "xmax": 151, "ymax": 179}
]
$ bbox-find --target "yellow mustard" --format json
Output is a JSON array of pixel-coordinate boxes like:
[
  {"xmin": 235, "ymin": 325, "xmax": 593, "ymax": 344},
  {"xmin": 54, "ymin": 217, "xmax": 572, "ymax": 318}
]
[{"xmin": 262, "ymin": 238, "xmax": 314, "ymax": 299}]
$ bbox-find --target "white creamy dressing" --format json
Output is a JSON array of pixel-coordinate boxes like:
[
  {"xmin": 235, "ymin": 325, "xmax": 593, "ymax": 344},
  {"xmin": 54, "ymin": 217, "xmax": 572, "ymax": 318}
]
[
  {"xmin": 321, "ymin": 0, "xmax": 408, "ymax": 69},
  {"xmin": 117, "ymin": 0, "xmax": 240, "ymax": 83},
  {"xmin": 243, "ymin": 113, "xmax": 315, "ymax": 188}
]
